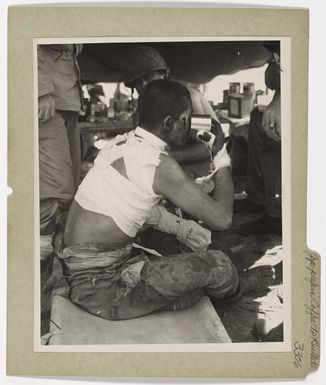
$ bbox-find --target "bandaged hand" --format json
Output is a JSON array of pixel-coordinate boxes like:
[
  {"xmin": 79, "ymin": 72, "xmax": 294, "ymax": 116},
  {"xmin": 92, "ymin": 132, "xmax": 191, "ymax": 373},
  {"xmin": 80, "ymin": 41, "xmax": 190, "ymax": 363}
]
[
  {"xmin": 195, "ymin": 142, "xmax": 230, "ymax": 193},
  {"xmin": 196, "ymin": 119, "xmax": 225, "ymax": 156},
  {"xmin": 146, "ymin": 205, "xmax": 211, "ymax": 251},
  {"xmin": 213, "ymin": 143, "xmax": 231, "ymax": 171},
  {"xmin": 195, "ymin": 173, "xmax": 216, "ymax": 194}
]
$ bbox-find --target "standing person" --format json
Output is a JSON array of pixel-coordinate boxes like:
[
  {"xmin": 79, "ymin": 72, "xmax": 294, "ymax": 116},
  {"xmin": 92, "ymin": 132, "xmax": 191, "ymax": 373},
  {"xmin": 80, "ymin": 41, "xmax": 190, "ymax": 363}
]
[
  {"xmin": 62, "ymin": 80, "xmax": 275, "ymax": 320},
  {"xmin": 38, "ymin": 44, "xmax": 83, "ymax": 260},
  {"xmin": 236, "ymin": 42, "xmax": 282, "ymax": 236}
]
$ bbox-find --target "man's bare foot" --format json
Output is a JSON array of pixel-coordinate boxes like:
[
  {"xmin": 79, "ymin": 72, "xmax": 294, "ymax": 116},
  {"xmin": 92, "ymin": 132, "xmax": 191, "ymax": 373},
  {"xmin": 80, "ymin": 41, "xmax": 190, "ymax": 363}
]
[{"xmin": 239, "ymin": 265, "xmax": 276, "ymax": 294}]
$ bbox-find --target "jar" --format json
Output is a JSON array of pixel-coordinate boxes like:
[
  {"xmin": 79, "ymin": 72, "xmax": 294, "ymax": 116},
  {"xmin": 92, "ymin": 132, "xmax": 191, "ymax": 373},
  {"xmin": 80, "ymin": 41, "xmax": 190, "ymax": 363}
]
[
  {"xmin": 107, "ymin": 107, "xmax": 115, "ymax": 119},
  {"xmin": 229, "ymin": 82, "xmax": 240, "ymax": 94},
  {"xmin": 243, "ymin": 82, "xmax": 255, "ymax": 96}
]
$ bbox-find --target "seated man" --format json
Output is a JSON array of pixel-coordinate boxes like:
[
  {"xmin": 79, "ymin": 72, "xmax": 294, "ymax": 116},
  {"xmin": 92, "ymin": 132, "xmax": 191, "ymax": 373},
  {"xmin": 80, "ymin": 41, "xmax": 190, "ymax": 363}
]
[{"xmin": 62, "ymin": 79, "xmax": 275, "ymax": 320}]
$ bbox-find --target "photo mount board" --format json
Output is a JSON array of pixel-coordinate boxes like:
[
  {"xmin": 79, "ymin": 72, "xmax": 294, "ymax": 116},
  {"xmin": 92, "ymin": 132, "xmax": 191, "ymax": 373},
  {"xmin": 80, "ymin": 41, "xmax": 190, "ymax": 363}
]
[{"xmin": 7, "ymin": 6, "xmax": 320, "ymax": 379}]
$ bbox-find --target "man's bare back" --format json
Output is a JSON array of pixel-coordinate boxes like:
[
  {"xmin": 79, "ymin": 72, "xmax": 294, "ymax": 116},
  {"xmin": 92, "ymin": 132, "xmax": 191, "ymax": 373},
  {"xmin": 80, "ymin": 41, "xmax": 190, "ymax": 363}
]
[{"xmin": 64, "ymin": 200, "xmax": 133, "ymax": 247}]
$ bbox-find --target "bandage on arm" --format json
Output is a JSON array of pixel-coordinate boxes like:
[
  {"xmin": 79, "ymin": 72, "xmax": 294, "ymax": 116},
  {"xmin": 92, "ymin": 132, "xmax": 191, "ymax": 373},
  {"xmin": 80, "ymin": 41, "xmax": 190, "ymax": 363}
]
[
  {"xmin": 213, "ymin": 143, "xmax": 231, "ymax": 170},
  {"xmin": 195, "ymin": 143, "xmax": 231, "ymax": 193},
  {"xmin": 145, "ymin": 205, "xmax": 211, "ymax": 251}
]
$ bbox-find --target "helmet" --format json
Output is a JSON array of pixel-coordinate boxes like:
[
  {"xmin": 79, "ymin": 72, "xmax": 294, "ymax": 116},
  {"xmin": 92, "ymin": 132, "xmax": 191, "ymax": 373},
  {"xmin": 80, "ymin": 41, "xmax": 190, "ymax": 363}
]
[
  {"xmin": 123, "ymin": 45, "xmax": 169, "ymax": 88},
  {"xmin": 87, "ymin": 83, "xmax": 105, "ymax": 97}
]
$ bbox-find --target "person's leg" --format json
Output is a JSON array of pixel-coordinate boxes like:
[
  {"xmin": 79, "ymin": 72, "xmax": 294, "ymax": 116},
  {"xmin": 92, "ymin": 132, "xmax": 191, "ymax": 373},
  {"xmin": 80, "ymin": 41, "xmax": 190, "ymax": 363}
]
[
  {"xmin": 69, "ymin": 247, "xmax": 276, "ymax": 320},
  {"xmin": 247, "ymin": 107, "xmax": 282, "ymax": 217},
  {"xmin": 259, "ymin": 140, "xmax": 282, "ymax": 218},
  {"xmin": 39, "ymin": 112, "xmax": 75, "ymax": 258},
  {"xmin": 70, "ymin": 250, "xmax": 239, "ymax": 320},
  {"xmin": 245, "ymin": 109, "xmax": 266, "ymax": 206},
  {"xmin": 140, "ymin": 253, "xmax": 275, "ymax": 312},
  {"xmin": 59, "ymin": 110, "xmax": 81, "ymax": 189},
  {"xmin": 239, "ymin": 109, "xmax": 282, "ymax": 235},
  {"xmin": 159, "ymin": 288, "xmax": 206, "ymax": 311}
]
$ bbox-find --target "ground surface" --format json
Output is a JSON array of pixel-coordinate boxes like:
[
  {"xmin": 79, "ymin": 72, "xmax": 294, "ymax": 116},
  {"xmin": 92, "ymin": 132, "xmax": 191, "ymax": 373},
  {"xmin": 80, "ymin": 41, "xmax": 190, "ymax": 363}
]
[{"xmin": 209, "ymin": 211, "xmax": 283, "ymax": 342}]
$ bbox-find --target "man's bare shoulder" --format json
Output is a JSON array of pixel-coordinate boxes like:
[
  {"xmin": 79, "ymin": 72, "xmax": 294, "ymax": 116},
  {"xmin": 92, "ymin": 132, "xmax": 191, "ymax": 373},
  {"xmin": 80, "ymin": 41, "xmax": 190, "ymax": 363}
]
[
  {"xmin": 153, "ymin": 153, "xmax": 188, "ymax": 195},
  {"xmin": 158, "ymin": 153, "xmax": 187, "ymax": 178}
]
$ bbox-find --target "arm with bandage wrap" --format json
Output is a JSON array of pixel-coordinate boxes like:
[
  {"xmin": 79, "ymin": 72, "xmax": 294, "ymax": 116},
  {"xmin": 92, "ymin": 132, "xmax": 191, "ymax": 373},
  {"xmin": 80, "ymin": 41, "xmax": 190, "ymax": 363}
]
[{"xmin": 145, "ymin": 205, "xmax": 212, "ymax": 251}]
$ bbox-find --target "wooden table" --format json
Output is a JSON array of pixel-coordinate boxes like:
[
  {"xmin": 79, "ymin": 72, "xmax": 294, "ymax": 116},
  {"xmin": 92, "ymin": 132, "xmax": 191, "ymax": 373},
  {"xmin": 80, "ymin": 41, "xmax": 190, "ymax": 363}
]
[
  {"xmin": 78, "ymin": 119, "xmax": 134, "ymax": 136},
  {"xmin": 78, "ymin": 119, "xmax": 134, "ymax": 159}
]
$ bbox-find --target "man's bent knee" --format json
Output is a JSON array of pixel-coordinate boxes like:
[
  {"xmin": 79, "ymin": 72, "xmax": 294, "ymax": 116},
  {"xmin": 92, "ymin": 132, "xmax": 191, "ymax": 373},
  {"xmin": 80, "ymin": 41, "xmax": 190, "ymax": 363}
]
[{"xmin": 205, "ymin": 250, "xmax": 240, "ymax": 299}]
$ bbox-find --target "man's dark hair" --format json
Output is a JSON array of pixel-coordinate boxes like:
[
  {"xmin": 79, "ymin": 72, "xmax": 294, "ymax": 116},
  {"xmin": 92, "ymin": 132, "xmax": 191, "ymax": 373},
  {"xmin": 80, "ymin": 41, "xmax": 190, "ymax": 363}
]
[{"xmin": 138, "ymin": 79, "xmax": 191, "ymax": 129}]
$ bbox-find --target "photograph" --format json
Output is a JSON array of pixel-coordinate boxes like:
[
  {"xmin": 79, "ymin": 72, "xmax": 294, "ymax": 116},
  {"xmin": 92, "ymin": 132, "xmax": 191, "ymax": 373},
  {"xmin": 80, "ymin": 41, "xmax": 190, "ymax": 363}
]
[
  {"xmin": 5, "ymin": 3, "xmax": 323, "ymax": 381},
  {"xmin": 37, "ymin": 38, "xmax": 289, "ymax": 350}
]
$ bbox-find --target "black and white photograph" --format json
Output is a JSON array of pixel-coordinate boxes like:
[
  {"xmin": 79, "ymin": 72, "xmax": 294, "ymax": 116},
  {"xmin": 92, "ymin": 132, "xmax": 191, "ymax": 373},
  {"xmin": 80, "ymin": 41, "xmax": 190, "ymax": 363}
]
[
  {"xmin": 37, "ymin": 38, "xmax": 290, "ymax": 350},
  {"xmin": 4, "ymin": 2, "xmax": 325, "ymax": 381}
]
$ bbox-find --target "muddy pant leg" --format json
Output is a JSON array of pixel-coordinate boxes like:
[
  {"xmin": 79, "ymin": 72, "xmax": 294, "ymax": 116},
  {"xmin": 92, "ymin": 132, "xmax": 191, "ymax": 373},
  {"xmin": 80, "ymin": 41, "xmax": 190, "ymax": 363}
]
[
  {"xmin": 159, "ymin": 288, "xmax": 206, "ymax": 311},
  {"xmin": 70, "ymin": 250, "xmax": 239, "ymax": 320},
  {"xmin": 143, "ymin": 250, "xmax": 239, "ymax": 299}
]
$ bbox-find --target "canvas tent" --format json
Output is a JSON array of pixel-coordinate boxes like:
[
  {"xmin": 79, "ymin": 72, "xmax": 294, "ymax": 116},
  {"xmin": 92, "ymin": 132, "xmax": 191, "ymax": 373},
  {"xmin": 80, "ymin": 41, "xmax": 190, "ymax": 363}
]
[{"xmin": 78, "ymin": 40, "xmax": 275, "ymax": 85}]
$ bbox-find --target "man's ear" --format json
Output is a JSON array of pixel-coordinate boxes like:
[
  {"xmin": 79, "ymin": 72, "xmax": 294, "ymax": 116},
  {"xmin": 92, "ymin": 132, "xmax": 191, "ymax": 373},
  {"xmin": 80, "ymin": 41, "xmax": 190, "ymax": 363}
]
[{"xmin": 163, "ymin": 115, "xmax": 174, "ymax": 133}]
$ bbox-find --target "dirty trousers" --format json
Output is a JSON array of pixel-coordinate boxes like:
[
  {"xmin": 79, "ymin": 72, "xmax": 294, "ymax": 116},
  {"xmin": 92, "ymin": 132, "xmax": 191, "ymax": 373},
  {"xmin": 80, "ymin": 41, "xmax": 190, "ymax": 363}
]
[
  {"xmin": 39, "ymin": 110, "xmax": 81, "ymax": 235},
  {"xmin": 61, "ymin": 245, "xmax": 240, "ymax": 320}
]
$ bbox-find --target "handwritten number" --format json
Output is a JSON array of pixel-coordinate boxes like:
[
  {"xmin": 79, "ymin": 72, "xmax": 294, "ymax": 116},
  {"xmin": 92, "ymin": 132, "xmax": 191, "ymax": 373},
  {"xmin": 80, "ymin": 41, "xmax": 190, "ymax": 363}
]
[{"xmin": 293, "ymin": 341, "xmax": 304, "ymax": 368}]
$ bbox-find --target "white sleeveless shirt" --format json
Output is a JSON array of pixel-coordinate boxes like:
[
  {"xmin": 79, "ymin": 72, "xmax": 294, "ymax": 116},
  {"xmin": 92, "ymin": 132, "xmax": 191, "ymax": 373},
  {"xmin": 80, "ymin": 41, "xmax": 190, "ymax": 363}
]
[{"xmin": 75, "ymin": 127, "xmax": 168, "ymax": 237}]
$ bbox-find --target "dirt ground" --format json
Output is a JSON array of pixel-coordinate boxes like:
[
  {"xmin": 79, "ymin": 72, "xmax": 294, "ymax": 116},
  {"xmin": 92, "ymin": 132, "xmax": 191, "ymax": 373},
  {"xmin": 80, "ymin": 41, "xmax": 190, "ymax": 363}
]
[{"xmin": 209, "ymin": 211, "xmax": 283, "ymax": 343}]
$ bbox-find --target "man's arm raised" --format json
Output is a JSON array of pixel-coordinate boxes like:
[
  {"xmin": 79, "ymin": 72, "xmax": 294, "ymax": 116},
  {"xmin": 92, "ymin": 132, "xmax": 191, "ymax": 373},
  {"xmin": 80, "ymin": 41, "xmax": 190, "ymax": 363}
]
[{"xmin": 153, "ymin": 154, "xmax": 233, "ymax": 231}]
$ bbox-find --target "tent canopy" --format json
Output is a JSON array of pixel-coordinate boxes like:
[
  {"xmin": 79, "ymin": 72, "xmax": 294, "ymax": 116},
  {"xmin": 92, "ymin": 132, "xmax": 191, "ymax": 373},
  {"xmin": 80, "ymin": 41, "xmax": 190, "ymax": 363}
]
[{"xmin": 79, "ymin": 40, "xmax": 276, "ymax": 85}]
